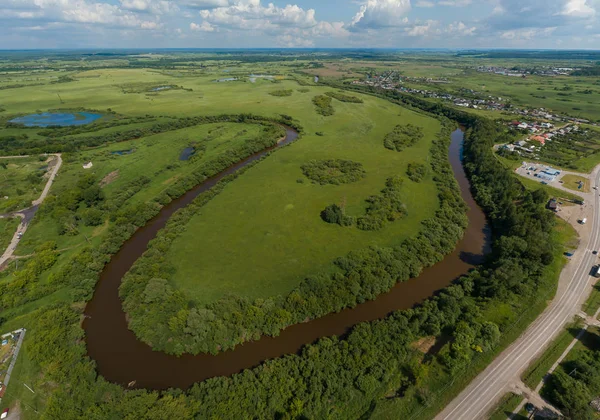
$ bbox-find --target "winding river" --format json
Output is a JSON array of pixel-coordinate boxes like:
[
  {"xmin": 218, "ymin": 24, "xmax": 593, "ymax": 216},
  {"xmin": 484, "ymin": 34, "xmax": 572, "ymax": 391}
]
[{"xmin": 83, "ymin": 128, "xmax": 490, "ymax": 390}]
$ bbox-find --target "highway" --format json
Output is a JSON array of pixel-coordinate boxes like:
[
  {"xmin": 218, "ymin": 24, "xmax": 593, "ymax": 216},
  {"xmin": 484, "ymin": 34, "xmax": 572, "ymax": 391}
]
[{"xmin": 435, "ymin": 166, "xmax": 600, "ymax": 420}]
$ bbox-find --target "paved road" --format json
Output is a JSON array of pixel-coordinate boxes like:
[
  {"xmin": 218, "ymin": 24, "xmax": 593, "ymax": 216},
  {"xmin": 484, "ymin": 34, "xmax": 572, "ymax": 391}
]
[
  {"xmin": 0, "ymin": 154, "xmax": 61, "ymax": 268},
  {"xmin": 436, "ymin": 165, "xmax": 600, "ymax": 420}
]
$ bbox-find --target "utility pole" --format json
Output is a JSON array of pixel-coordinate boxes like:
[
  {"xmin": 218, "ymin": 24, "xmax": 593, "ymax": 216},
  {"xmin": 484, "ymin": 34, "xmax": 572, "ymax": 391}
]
[{"xmin": 56, "ymin": 92, "xmax": 64, "ymax": 104}]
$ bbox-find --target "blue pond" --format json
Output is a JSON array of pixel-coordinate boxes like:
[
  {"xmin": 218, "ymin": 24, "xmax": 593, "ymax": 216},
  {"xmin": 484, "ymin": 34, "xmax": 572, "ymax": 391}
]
[
  {"xmin": 179, "ymin": 147, "xmax": 195, "ymax": 161},
  {"xmin": 10, "ymin": 112, "xmax": 102, "ymax": 127}
]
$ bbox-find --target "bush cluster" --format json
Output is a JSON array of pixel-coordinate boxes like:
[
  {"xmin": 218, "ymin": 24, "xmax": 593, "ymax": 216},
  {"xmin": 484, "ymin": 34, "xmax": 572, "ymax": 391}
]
[
  {"xmin": 325, "ymin": 91, "xmax": 364, "ymax": 103},
  {"xmin": 407, "ymin": 161, "xmax": 427, "ymax": 182},
  {"xmin": 383, "ymin": 124, "xmax": 424, "ymax": 152},
  {"xmin": 301, "ymin": 159, "xmax": 365, "ymax": 185},
  {"xmin": 312, "ymin": 95, "xmax": 335, "ymax": 116},
  {"xmin": 269, "ymin": 89, "xmax": 293, "ymax": 97}
]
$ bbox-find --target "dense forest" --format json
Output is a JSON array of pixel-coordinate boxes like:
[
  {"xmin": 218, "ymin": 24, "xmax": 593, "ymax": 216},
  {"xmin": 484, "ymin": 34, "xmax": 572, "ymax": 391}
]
[{"xmin": 3, "ymin": 86, "xmax": 567, "ymax": 419}]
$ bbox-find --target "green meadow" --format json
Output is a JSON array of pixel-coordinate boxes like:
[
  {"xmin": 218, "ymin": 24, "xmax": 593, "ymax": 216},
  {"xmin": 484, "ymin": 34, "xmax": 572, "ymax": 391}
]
[
  {"xmin": 1, "ymin": 68, "xmax": 440, "ymax": 307},
  {"xmin": 0, "ymin": 217, "xmax": 19, "ymax": 251}
]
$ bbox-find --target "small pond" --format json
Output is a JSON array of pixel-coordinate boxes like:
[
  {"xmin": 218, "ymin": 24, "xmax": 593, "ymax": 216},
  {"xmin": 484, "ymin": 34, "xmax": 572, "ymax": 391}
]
[
  {"xmin": 111, "ymin": 149, "xmax": 134, "ymax": 156},
  {"xmin": 216, "ymin": 78, "xmax": 238, "ymax": 83},
  {"xmin": 151, "ymin": 86, "xmax": 172, "ymax": 92},
  {"xmin": 9, "ymin": 112, "xmax": 102, "ymax": 127},
  {"xmin": 179, "ymin": 147, "xmax": 195, "ymax": 161}
]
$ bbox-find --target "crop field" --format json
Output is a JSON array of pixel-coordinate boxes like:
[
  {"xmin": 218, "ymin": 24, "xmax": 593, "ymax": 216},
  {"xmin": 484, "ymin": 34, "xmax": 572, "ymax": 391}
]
[{"xmin": 0, "ymin": 156, "xmax": 49, "ymax": 213}]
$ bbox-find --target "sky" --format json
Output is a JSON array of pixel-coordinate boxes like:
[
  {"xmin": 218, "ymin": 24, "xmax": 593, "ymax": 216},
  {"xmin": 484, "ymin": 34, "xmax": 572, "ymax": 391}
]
[{"xmin": 0, "ymin": 0, "xmax": 599, "ymax": 49}]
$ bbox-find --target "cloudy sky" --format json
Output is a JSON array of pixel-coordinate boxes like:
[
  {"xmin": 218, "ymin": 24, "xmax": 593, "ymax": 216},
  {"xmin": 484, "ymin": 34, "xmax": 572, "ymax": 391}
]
[{"xmin": 1, "ymin": 0, "xmax": 599, "ymax": 49}]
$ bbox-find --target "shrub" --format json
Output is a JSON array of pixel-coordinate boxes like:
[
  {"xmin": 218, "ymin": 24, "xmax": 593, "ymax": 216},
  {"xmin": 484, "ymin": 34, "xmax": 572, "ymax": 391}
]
[
  {"xmin": 269, "ymin": 90, "xmax": 293, "ymax": 97},
  {"xmin": 407, "ymin": 162, "xmax": 427, "ymax": 182},
  {"xmin": 325, "ymin": 91, "xmax": 363, "ymax": 103},
  {"xmin": 301, "ymin": 159, "xmax": 365, "ymax": 185},
  {"xmin": 384, "ymin": 124, "xmax": 424, "ymax": 152},
  {"xmin": 312, "ymin": 95, "xmax": 334, "ymax": 116}
]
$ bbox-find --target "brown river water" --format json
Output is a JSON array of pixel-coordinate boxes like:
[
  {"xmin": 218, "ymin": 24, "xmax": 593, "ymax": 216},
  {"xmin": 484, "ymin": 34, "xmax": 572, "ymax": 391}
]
[{"xmin": 83, "ymin": 128, "xmax": 490, "ymax": 390}]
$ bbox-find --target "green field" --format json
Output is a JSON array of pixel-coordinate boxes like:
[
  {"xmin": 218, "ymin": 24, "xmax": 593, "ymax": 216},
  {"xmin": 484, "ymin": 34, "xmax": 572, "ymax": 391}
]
[
  {"xmin": 0, "ymin": 156, "xmax": 49, "ymax": 213},
  {"xmin": 16, "ymin": 122, "xmax": 269, "ymax": 256},
  {"xmin": 165, "ymin": 90, "xmax": 438, "ymax": 304}
]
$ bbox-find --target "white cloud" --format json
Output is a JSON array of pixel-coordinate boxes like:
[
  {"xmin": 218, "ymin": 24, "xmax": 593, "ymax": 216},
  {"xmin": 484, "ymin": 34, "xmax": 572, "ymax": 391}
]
[
  {"xmin": 500, "ymin": 26, "xmax": 557, "ymax": 40},
  {"xmin": 181, "ymin": 0, "xmax": 232, "ymax": 9},
  {"xmin": 446, "ymin": 20, "xmax": 476, "ymax": 35},
  {"xmin": 119, "ymin": 0, "xmax": 176, "ymax": 15},
  {"xmin": 438, "ymin": 0, "xmax": 472, "ymax": 6},
  {"xmin": 190, "ymin": 20, "xmax": 215, "ymax": 31},
  {"xmin": 415, "ymin": 1, "xmax": 434, "ymax": 7},
  {"xmin": 350, "ymin": 0, "xmax": 411, "ymax": 29},
  {"xmin": 560, "ymin": 0, "xmax": 596, "ymax": 17},
  {"xmin": 405, "ymin": 20, "xmax": 439, "ymax": 36},
  {"xmin": 0, "ymin": 0, "xmax": 162, "ymax": 29},
  {"xmin": 198, "ymin": 1, "xmax": 317, "ymax": 31}
]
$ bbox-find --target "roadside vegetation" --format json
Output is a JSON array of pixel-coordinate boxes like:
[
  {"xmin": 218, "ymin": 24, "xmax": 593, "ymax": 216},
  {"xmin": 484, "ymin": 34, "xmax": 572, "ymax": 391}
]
[
  {"xmin": 541, "ymin": 326, "xmax": 600, "ymax": 419},
  {"xmin": 0, "ymin": 217, "xmax": 19, "ymax": 252},
  {"xmin": 0, "ymin": 156, "xmax": 49, "ymax": 213}
]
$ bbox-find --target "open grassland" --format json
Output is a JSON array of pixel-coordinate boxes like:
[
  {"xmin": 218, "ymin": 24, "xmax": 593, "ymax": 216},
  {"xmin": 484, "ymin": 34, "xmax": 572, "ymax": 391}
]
[
  {"xmin": 166, "ymin": 85, "xmax": 439, "ymax": 304},
  {"xmin": 0, "ymin": 156, "xmax": 48, "ymax": 213},
  {"xmin": 15, "ymin": 122, "xmax": 265, "ymax": 256},
  {"xmin": 0, "ymin": 67, "xmax": 440, "ymax": 305},
  {"xmin": 561, "ymin": 174, "xmax": 590, "ymax": 193}
]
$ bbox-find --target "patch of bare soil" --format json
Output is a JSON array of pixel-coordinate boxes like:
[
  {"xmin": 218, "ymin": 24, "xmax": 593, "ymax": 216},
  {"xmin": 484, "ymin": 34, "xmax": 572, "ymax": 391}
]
[
  {"xmin": 411, "ymin": 336, "xmax": 436, "ymax": 354},
  {"xmin": 99, "ymin": 170, "xmax": 119, "ymax": 188}
]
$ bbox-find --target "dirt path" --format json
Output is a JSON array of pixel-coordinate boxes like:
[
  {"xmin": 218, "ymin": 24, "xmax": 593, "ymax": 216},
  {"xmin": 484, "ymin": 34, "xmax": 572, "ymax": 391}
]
[{"xmin": 0, "ymin": 154, "xmax": 62, "ymax": 268}]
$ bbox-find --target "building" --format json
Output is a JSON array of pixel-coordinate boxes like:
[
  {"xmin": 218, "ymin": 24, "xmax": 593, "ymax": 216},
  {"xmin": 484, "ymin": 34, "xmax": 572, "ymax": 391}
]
[
  {"xmin": 548, "ymin": 199, "xmax": 558, "ymax": 211},
  {"xmin": 530, "ymin": 135, "xmax": 546, "ymax": 146}
]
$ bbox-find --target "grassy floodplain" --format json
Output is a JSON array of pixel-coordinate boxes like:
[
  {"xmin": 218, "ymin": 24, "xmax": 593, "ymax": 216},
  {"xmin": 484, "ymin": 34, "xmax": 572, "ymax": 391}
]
[
  {"xmin": 166, "ymin": 93, "xmax": 438, "ymax": 304},
  {"xmin": 1, "ymin": 67, "xmax": 440, "ymax": 307}
]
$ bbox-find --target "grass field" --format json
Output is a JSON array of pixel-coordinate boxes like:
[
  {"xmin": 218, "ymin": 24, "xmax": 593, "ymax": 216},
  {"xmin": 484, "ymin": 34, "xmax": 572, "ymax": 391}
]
[
  {"xmin": 583, "ymin": 280, "xmax": 600, "ymax": 317},
  {"xmin": 0, "ymin": 67, "xmax": 440, "ymax": 309},
  {"xmin": 16, "ymin": 122, "xmax": 266, "ymax": 256},
  {"xmin": 0, "ymin": 217, "xmax": 19, "ymax": 251},
  {"xmin": 561, "ymin": 174, "xmax": 590, "ymax": 193},
  {"xmin": 0, "ymin": 156, "xmax": 49, "ymax": 213},
  {"xmin": 164, "ymin": 89, "xmax": 439, "ymax": 304}
]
